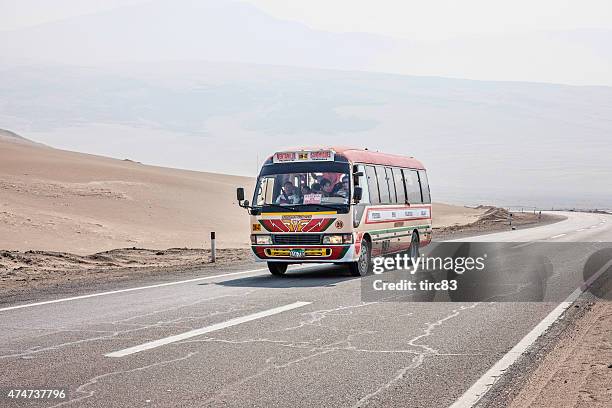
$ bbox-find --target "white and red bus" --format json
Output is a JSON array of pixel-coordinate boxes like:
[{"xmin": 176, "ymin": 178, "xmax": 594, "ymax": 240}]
[{"xmin": 236, "ymin": 147, "xmax": 432, "ymax": 276}]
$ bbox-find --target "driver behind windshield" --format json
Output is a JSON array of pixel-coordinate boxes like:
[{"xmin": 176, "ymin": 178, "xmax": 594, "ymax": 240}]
[
  {"xmin": 275, "ymin": 181, "xmax": 300, "ymax": 205},
  {"xmin": 334, "ymin": 175, "xmax": 350, "ymax": 198}
]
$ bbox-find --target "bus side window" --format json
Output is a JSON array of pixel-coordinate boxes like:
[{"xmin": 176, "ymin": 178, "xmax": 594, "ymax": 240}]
[
  {"xmin": 365, "ymin": 165, "xmax": 380, "ymax": 204},
  {"xmin": 385, "ymin": 167, "xmax": 397, "ymax": 203},
  {"xmin": 376, "ymin": 166, "xmax": 390, "ymax": 204},
  {"xmin": 355, "ymin": 164, "xmax": 371, "ymax": 203},
  {"xmin": 403, "ymin": 169, "xmax": 422, "ymax": 204},
  {"xmin": 418, "ymin": 170, "xmax": 431, "ymax": 203},
  {"xmin": 392, "ymin": 168, "xmax": 406, "ymax": 204}
]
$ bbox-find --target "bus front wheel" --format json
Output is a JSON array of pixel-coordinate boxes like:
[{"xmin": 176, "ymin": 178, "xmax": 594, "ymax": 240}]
[
  {"xmin": 349, "ymin": 239, "xmax": 371, "ymax": 277},
  {"xmin": 267, "ymin": 262, "xmax": 288, "ymax": 276}
]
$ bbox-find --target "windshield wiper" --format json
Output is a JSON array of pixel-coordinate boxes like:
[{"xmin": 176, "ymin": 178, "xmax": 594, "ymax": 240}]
[
  {"xmin": 304, "ymin": 203, "xmax": 344, "ymax": 212},
  {"xmin": 263, "ymin": 203, "xmax": 299, "ymax": 212}
]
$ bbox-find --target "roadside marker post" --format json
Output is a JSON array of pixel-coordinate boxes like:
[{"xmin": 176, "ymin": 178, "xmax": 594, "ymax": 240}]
[{"xmin": 211, "ymin": 231, "xmax": 216, "ymax": 263}]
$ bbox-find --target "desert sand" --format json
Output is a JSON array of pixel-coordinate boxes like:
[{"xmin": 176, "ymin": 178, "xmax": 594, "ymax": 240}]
[
  {"xmin": 430, "ymin": 202, "xmax": 484, "ymax": 228},
  {"xmin": 1, "ymin": 129, "xmax": 252, "ymax": 254},
  {"xmin": 0, "ymin": 130, "xmax": 488, "ymax": 254},
  {"xmin": 508, "ymin": 301, "xmax": 612, "ymax": 408}
]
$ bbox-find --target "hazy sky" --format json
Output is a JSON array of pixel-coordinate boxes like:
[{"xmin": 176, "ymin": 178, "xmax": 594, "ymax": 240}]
[
  {"xmin": 0, "ymin": 0, "xmax": 149, "ymax": 30},
  {"xmin": 1, "ymin": 0, "xmax": 611, "ymax": 85},
  {"xmin": 3, "ymin": 0, "xmax": 612, "ymax": 37},
  {"xmin": 243, "ymin": 0, "xmax": 612, "ymax": 40}
]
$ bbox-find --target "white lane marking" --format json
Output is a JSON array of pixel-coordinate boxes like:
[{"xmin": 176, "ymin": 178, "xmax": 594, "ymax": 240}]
[
  {"xmin": 0, "ymin": 267, "xmax": 267, "ymax": 312},
  {"xmin": 590, "ymin": 225, "xmax": 598, "ymax": 229},
  {"xmin": 0, "ymin": 265, "xmax": 320, "ymax": 313},
  {"xmin": 576, "ymin": 229, "xmax": 586, "ymax": 232},
  {"xmin": 550, "ymin": 233, "xmax": 567, "ymax": 239},
  {"xmin": 510, "ymin": 242, "xmax": 537, "ymax": 249},
  {"xmin": 449, "ymin": 259, "xmax": 612, "ymax": 408},
  {"xmin": 105, "ymin": 301, "xmax": 311, "ymax": 357}
]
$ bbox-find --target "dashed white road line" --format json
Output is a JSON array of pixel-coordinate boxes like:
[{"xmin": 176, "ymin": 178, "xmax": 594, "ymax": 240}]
[
  {"xmin": 510, "ymin": 242, "xmax": 537, "ymax": 249},
  {"xmin": 0, "ymin": 267, "xmax": 267, "ymax": 312},
  {"xmin": 576, "ymin": 228, "xmax": 586, "ymax": 232},
  {"xmin": 550, "ymin": 233, "xmax": 567, "ymax": 239},
  {"xmin": 0, "ymin": 265, "xmax": 320, "ymax": 313},
  {"xmin": 105, "ymin": 301, "xmax": 311, "ymax": 357},
  {"xmin": 448, "ymin": 259, "xmax": 612, "ymax": 408}
]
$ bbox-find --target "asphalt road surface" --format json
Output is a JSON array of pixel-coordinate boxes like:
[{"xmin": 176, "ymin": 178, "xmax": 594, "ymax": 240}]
[{"xmin": 1, "ymin": 211, "xmax": 610, "ymax": 408}]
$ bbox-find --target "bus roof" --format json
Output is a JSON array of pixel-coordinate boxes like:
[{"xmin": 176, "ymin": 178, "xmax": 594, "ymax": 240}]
[{"xmin": 270, "ymin": 146, "xmax": 426, "ymax": 170}]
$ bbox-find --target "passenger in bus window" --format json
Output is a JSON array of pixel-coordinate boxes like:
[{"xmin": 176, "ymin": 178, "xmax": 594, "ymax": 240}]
[
  {"xmin": 275, "ymin": 181, "xmax": 299, "ymax": 205},
  {"xmin": 311, "ymin": 182, "xmax": 322, "ymax": 194},
  {"xmin": 301, "ymin": 185, "xmax": 311, "ymax": 195},
  {"xmin": 320, "ymin": 178, "xmax": 333, "ymax": 196}
]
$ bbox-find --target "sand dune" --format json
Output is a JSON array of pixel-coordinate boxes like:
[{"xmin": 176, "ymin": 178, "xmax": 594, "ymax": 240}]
[
  {"xmin": 0, "ymin": 131, "xmax": 253, "ymax": 254},
  {"xmin": 0, "ymin": 131, "xmax": 484, "ymax": 254}
]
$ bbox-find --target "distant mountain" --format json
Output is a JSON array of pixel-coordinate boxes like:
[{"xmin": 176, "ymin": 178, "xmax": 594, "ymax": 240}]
[{"xmin": 1, "ymin": 61, "xmax": 611, "ymax": 209}]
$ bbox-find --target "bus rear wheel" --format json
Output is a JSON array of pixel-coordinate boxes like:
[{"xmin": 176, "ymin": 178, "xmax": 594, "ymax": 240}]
[
  {"xmin": 349, "ymin": 239, "xmax": 371, "ymax": 277},
  {"xmin": 267, "ymin": 262, "xmax": 288, "ymax": 276}
]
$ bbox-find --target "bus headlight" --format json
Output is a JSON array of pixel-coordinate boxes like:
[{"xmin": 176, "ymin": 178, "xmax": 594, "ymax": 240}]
[
  {"xmin": 251, "ymin": 234, "xmax": 272, "ymax": 245},
  {"xmin": 323, "ymin": 234, "xmax": 353, "ymax": 244}
]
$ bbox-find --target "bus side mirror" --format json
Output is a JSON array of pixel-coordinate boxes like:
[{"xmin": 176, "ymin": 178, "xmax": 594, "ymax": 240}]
[
  {"xmin": 236, "ymin": 187, "xmax": 245, "ymax": 202},
  {"xmin": 353, "ymin": 186, "xmax": 363, "ymax": 202}
]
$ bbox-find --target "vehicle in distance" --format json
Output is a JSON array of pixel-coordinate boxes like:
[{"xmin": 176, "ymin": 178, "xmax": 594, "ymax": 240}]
[{"xmin": 236, "ymin": 147, "xmax": 432, "ymax": 276}]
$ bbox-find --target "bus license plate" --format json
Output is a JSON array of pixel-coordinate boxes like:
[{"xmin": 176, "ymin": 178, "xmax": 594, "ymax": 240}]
[{"xmin": 290, "ymin": 249, "xmax": 305, "ymax": 258}]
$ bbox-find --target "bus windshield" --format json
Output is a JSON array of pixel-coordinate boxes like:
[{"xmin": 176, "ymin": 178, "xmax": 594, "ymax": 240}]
[{"xmin": 255, "ymin": 171, "xmax": 350, "ymax": 207}]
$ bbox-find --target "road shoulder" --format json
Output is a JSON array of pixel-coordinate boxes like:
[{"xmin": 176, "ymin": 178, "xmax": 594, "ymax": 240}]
[
  {"xmin": 0, "ymin": 248, "xmax": 261, "ymax": 307},
  {"xmin": 433, "ymin": 212, "xmax": 565, "ymax": 241},
  {"xmin": 481, "ymin": 296, "xmax": 612, "ymax": 408}
]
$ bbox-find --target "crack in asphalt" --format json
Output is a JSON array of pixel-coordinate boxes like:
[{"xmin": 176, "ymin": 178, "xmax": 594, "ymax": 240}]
[
  {"xmin": 352, "ymin": 302, "xmax": 480, "ymax": 408},
  {"xmin": 183, "ymin": 303, "xmax": 381, "ymax": 406},
  {"xmin": 46, "ymin": 352, "xmax": 199, "ymax": 408},
  {"xmin": 0, "ymin": 291, "xmax": 256, "ymax": 360},
  {"xmin": 178, "ymin": 302, "xmax": 480, "ymax": 407},
  {"xmin": 4, "ymin": 297, "xmax": 483, "ymax": 407},
  {"xmin": 270, "ymin": 302, "xmax": 378, "ymax": 333}
]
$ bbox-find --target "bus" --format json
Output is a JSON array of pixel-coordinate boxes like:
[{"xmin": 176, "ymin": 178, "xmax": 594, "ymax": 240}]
[{"xmin": 236, "ymin": 147, "xmax": 432, "ymax": 276}]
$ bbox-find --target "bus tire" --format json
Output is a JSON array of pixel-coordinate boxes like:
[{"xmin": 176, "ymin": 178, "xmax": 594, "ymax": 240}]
[
  {"xmin": 267, "ymin": 262, "xmax": 288, "ymax": 276},
  {"xmin": 349, "ymin": 239, "xmax": 371, "ymax": 277}
]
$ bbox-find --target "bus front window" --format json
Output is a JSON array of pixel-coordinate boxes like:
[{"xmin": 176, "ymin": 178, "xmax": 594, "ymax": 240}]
[{"xmin": 255, "ymin": 171, "xmax": 350, "ymax": 207}]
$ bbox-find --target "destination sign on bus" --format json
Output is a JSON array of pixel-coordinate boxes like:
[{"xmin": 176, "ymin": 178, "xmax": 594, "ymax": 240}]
[{"xmin": 273, "ymin": 150, "xmax": 335, "ymax": 163}]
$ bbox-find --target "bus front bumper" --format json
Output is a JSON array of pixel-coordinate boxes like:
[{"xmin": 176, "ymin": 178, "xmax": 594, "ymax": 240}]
[{"xmin": 251, "ymin": 245, "xmax": 356, "ymax": 263}]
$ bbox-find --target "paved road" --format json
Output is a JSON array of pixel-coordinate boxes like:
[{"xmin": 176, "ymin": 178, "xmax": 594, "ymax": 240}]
[{"xmin": 0, "ymin": 212, "xmax": 610, "ymax": 408}]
